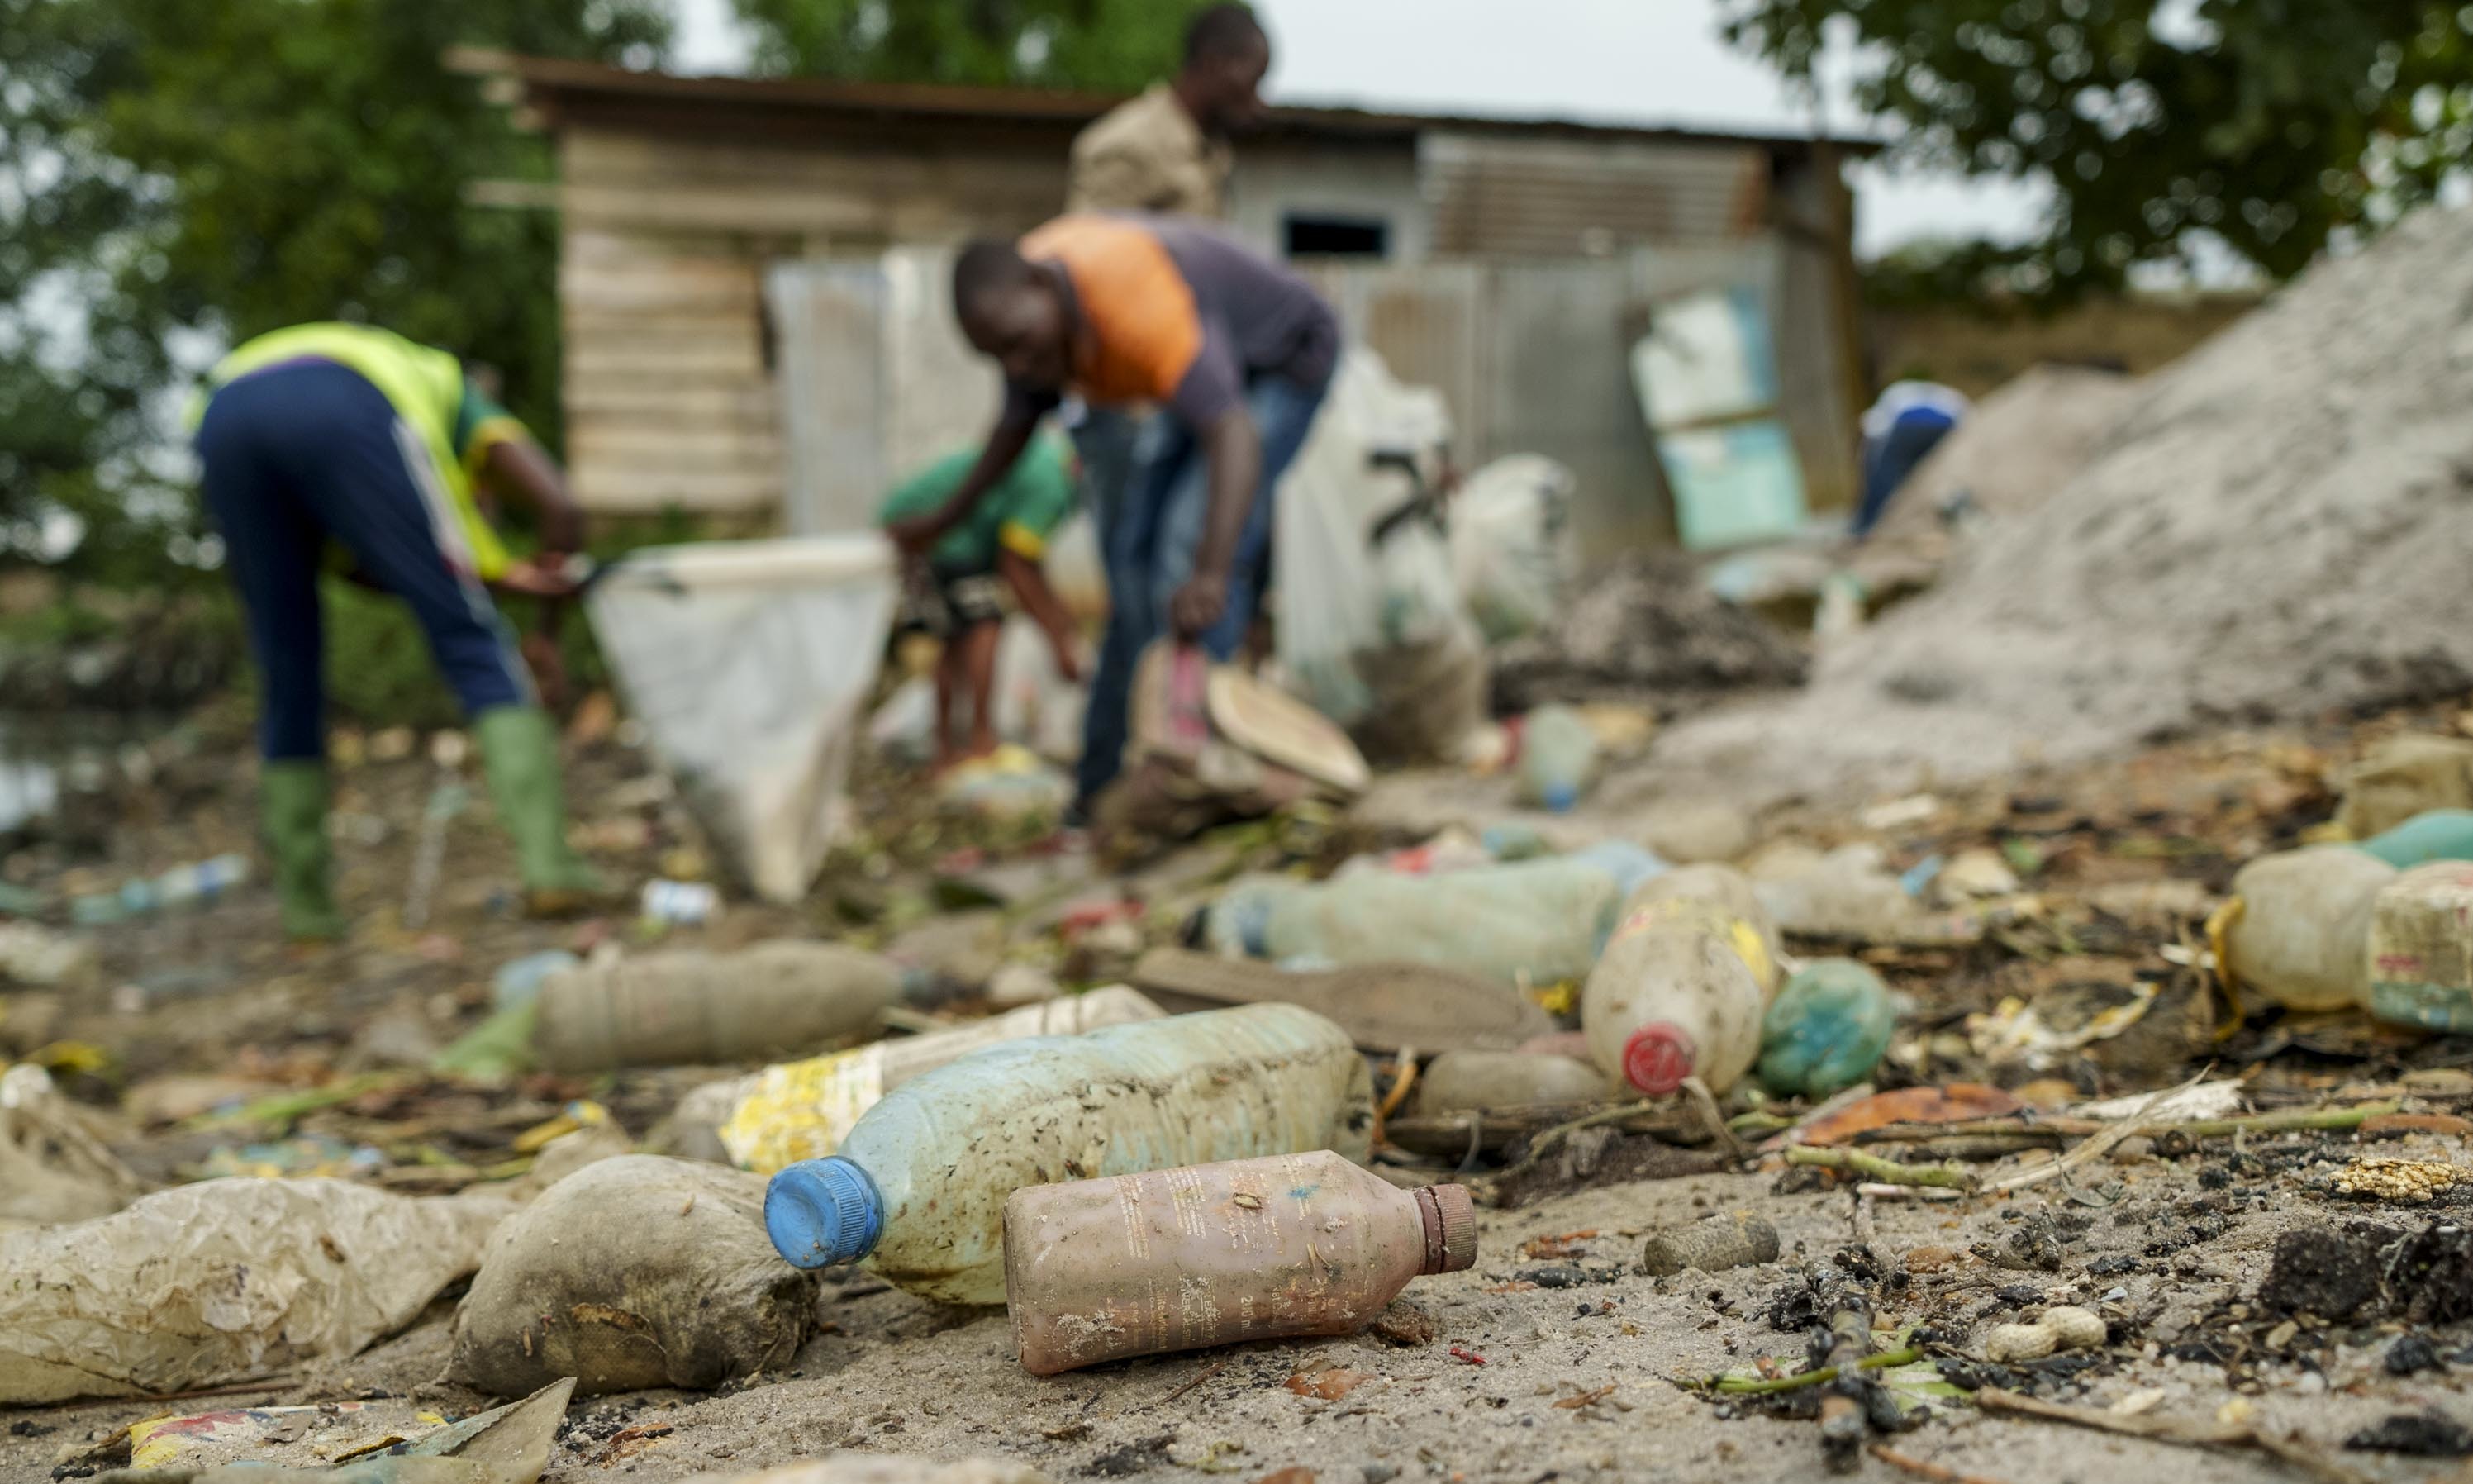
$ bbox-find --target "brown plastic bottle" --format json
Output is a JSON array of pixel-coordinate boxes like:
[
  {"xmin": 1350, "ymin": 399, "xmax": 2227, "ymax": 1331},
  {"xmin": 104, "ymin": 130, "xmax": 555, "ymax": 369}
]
[{"xmin": 1002, "ymin": 1150, "xmax": 1477, "ymax": 1376}]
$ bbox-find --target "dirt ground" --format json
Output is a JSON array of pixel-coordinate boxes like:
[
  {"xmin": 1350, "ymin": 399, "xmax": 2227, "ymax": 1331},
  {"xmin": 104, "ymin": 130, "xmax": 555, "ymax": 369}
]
[{"xmin": 12, "ymin": 689, "xmax": 2473, "ymax": 1483}]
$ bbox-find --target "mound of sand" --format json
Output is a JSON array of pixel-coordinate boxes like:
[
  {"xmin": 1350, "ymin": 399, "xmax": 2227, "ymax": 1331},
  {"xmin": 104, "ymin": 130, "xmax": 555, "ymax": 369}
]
[{"xmin": 1659, "ymin": 205, "xmax": 2473, "ymax": 807}]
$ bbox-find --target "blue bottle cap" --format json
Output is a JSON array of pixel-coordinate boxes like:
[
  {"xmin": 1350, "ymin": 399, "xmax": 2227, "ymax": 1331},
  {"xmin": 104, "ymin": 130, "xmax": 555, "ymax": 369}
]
[
  {"xmin": 765, "ymin": 1157, "xmax": 884, "ymax": 1269},
  {"xmin": 1543, "ymin": 783, "xmax": 1578, "ymax": 813}
]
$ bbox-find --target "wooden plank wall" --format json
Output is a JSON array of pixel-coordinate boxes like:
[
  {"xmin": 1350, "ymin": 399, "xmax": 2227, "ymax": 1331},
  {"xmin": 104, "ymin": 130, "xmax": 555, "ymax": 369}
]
[{"xmin": 557, "ymin": 126, "xmax": 1069, "ymax": 516}]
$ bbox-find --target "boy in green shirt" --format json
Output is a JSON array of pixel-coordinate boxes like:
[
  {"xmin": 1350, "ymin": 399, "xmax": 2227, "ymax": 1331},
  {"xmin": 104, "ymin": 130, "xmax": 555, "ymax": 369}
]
[{"xmin": 879, "ymin": 433, "xmax": 1084, "ymax": 770}]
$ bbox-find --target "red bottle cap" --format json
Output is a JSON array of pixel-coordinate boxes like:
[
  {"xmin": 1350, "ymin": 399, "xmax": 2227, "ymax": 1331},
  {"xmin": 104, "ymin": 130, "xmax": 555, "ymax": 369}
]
[{"xmin": 1622, "ymin": 1022, "xmax": 1697, "ymax": 1096}]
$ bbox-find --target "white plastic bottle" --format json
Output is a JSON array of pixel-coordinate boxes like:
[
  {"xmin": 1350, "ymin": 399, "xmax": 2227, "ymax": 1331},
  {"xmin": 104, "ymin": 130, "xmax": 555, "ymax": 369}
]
[
  {"xmin": 763, "ymin": 1003, "xmax": 1374, "ymax": 1306},
  {"xmin": 2222, "ymin": 845, "xmax": 2396, "ymax": 1012},
  {"xmin": 1581, "ymin": 864, "xmax": 1781, "ymax": 1097}
]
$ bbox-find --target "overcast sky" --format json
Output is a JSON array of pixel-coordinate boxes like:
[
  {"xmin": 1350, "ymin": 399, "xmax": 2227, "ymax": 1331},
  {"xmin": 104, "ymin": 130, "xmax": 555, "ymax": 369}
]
[{"xmin": 668, "ymin": 0, "xmax": 2052, "ymax": 258}]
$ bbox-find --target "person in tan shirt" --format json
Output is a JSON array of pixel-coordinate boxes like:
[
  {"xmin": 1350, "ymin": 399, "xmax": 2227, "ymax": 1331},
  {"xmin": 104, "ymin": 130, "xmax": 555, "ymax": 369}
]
[{"xmin": 1066, "ymin": 4, "xmax": 1270, "ymax": 219}]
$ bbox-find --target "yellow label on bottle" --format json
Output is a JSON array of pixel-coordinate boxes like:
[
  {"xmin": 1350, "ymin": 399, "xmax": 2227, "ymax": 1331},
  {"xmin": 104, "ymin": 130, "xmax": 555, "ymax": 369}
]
[
  {"xmin": 719, "ymin": 1045, "xmax": 887, "ymax": 1174},
  {"xmin": 1607, "ymin": 897, "xmax": 1775, "ymax": 989}
]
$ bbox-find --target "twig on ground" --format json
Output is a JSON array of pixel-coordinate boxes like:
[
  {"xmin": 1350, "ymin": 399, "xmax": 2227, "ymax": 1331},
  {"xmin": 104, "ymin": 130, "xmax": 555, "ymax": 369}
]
[
  {"xmin": 1681, "ymin": 1076, "xmax": 1747, "ymax": 1163},
  {"xmin": 1975, "ymin": 1388, "xmax": 2370, "ymax": 1484},
  {"xmin": 1785, "ymin": 1146, "xmax": 1977, "ymax": 1191},
  {"xmin": 1486, "ymin": 1101, "xmax": 1662, "ymax": 1187},
  {"xmin": 1981, "ymin": 1071, "xmax": 2209, "ymax": 1196},
  {"xmin": 1869, "ymin": 1444, "xmax": 2015, "ymax": 1484},
  {"xmin": 1149, "ymin": 1358, "xmax": 1227, "ymax": 1409},
  {"xmin": 1695, "ymin": 1347, "xmax": 1924, "ymax": 1396}
]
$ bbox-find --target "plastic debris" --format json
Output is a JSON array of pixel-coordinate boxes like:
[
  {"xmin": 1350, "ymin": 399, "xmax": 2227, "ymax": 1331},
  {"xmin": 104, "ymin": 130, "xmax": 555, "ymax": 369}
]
[
  {"xmin": 0, "ymin": 1177, "xmax": 512, "ymax": 1404},
  {"xmin": 763, "ymin": 1004, "xmax": 1372, "ymax": 1305},
  {"xmin": 711, "ymin": 987, "xmax": 1166, "ymax": 1172},
  {"xmin": 1006, "ymin": 1151, "xmax": 1476, "ymax": 1374},
  {"xmin": 0, "ymin": 1063, "xmax": 146, "ymax": 1226},
  {"xmin": 1582, "ymin": 865, "xmax": 1781, "ymax": 1096},
  {"xmin": 452, "ymin": 1157, "xmax": 821, "ymax": 1396},
  {"xmin": 0, "ymin": 920, "xmax": 99, "ymax": 990},
  {"xmin": 1983, "ymin": 1306, "xmax": 2107, "ymax": 1363},
  {"xmin": 1515, "ymin": 705, "xmax": 1600, "ymax": 813},
  {"xmin": 532, "ymin": 941, "xmax": 901, "ymax": 1072},
  {"xmin": 640, "ymin": 878, "xmax": 721, "ymax": 926},
  {"xmin": 2221, "ymin": 844, "xmax": 2397, "ymax": 1012},
  {"xmin": 1130, "ymin": 947, "xmax": 1550, "ymax": 1055},
  {"xmin": 1758, "ymin": 959, "xmax": 1896, "ymax": 1099},
  {"xmin": 2340, "ymin": 735, "xmax": 2473, "ymax": 841},
  {"xmin": 1409, "ymin": 1049, "xmax": 1613, "ymax": 1117},
  {"xmin": 1639, "ymin": 1211, "xmax": 1781, "ymax": 1277},
  {"xmin": 2366, "ymin": 862, "xmax": 2473, "ymax": 1031}
]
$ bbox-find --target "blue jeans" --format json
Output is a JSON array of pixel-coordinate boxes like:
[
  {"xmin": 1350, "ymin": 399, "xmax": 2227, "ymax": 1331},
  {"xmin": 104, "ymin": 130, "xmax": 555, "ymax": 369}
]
[
  {"xmin": 1854, "ymin": 410, "xmax": 1957, "ymax": 540},
  {"xmin": 1075, "ymin": 373, "xmax": 1331, "ymax": 804},
  {"xmin": 196, "ymin": 361, "xmax": 531, "ymax": 761}
]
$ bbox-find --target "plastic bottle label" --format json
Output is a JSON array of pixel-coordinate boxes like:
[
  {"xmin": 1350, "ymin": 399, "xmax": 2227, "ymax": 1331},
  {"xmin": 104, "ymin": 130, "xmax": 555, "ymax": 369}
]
[
  {"xmin": 1605, "ymin": 898, "xmax": 1773, "ymax": 987},
  {"xmin": 2369, "ymin": 979, "xmax": 2473, "ymax": 1034},
  {"xmin": 720, "ymin": 1045, "xmax": 888, "ymax": 1172}
]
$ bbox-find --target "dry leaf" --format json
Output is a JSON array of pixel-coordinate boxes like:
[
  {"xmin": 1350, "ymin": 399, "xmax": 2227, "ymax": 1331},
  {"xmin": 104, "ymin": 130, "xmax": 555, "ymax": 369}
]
[
  {"xmin": 1799, "ymin": 1084, "xmax": 2022, "ymax": 1146},
  {"xmin": 1286, "ymin": 1367, "xmax": 1375, "ymax": 1401}
]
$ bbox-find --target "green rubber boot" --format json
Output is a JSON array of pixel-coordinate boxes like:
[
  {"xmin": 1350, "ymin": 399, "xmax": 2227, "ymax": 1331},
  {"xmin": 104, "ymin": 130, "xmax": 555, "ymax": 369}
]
[
  {"xmin": 260, "ymin": 759, "xmax": 347, "ymax": 941},
  {"xmin": 474, "ymin": 706, "xmax": 606, "ymax": 916}
]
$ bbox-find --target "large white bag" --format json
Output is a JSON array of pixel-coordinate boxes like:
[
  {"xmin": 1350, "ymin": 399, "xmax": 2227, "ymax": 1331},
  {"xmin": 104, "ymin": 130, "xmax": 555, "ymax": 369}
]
[
  {"xmin": 1451, "ymin": 454, "xmax": 1578, "ymax": 643},
  {"xmin": 587, "ymin": 535, "xmax": 897, "ymax": 902}
]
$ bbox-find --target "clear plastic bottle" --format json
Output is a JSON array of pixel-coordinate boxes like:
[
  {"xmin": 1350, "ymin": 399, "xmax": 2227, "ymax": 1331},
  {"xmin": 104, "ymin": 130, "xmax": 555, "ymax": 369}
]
[
  {"xmin": 1515, "ymin": 705, "xmax": 1600, "ymax": 813},
  {"xmin": 1757, "ymin": 958, "xmax": 1896, "ymax": 1098},
  {"xmin": 763, "ymin": 1003, "xmax": 1373, "ymax": 1306},
  {"xmin": 1208, "ymin": 854, "xmax": 1632, "ymax": 988},
  {"xmin": 1005, "ymin": 1151, "xmax": 1476, "ymax": 1375},
  {"xmin": 532, "ymin": 941, "xmax": 901, "ymax": 1072},
  {"xmin": 1581, "ymin": 864, "xmax": 1781, "ymax": 1097},
  {"xmin": 714, "ymin": 987, "xmax": 1168, "ymax": 1172},
  {"xmin": 2223, "ymin": 845, "xmax": 2397, "ymax": 1011}
]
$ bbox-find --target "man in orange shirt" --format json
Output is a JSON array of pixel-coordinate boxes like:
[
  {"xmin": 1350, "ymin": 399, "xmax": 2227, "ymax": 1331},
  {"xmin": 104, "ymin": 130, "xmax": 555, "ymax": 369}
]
[{"xmin": 891, "ymin": 215, "xmax": 1339, "ymax": 811}]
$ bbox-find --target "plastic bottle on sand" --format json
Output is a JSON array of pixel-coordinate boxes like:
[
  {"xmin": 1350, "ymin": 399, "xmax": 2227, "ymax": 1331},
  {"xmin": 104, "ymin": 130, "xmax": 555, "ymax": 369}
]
[
  {"xmin": 714, "ymin": 987, "xmax": 1168, "ymax": 1172},
  {"xmin": 1410, "ymin": 1049, "xmax": 1613, "ymax": 1115},
  {"xmin": 2221, "ymin": 845, "xmax": 2397, "ymax": 1012},
  {"xmin": 1757, "ymin": 958, "xmax": 1897, "ymax": 1099},
  {"xmin": 763, "ymin": 1003, "xmax": 1373, "ymax": 1306},
  {"xmin": 1515, "ymin": 705, "xmax": 1599, "ymax": 813},
  {"xmin": 1208, "ymin": 854, "xmax": 1634, "ymax": 988},
  {"xmin": 532, "ymin": 941, "xmax": 901, "ymax": 1073},
  {"xmin": 2365, "ymin": 862, "xmax": 2473, "ymax": 1032},
  {"xmin": 1581, "ymin": 864, "xmax": 1781, "ymax": 1098},
  {"xmin": 1005, "ymin": 1151, "xmax": 1476, "ymax": 1376}
]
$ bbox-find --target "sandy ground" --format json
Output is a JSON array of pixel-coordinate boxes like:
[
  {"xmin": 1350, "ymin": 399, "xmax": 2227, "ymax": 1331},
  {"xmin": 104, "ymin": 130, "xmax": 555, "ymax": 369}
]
[{"xmin": 13, "ymin": 1130, "xmax": 2472, "ymax": 1484}]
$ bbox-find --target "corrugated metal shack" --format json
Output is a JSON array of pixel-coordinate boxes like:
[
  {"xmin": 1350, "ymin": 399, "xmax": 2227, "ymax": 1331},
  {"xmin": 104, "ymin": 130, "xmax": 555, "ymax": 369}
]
[{"xmin": 471, "ymin": 55, "xmax": 1875, "ymax": 553}]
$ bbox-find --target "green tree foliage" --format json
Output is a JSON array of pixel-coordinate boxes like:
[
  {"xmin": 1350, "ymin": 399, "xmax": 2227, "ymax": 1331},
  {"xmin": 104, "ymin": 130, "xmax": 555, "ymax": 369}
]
[
  {"xmin": 0, "ymin": 0, "xmax": 669, "ymax": 578},
  {"xmin": 1721, "ymin": 0, "xmax": 2473, "ymax": 293},
  {"xmin": 733, "ymin": 0, "xmax": 1205, "ymax": 93}
]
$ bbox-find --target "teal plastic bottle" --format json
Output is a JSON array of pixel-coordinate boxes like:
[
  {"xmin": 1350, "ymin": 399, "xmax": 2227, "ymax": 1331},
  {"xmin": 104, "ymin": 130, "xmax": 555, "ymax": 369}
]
[
  {"xmin": 763, "ymin": 1003, "xmax": 1373, "ymax": 1306},
  {"xmin": 1757, "ymin": 958, "xmax": 1897, "ymax": 1099}
]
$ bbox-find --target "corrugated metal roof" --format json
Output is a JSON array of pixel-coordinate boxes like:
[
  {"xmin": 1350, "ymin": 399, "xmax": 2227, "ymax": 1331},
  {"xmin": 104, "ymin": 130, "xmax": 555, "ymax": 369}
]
[
  {"xmin": 462, "ymin": 52, "xmax": 1881, "ymax": 159},
  {"xmin": 1424, "ymin": 134, "xmax": 1774, "ymax": 255}
]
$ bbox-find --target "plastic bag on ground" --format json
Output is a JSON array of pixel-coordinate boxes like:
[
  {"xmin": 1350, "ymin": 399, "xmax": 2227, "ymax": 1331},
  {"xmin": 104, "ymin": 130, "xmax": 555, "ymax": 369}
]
[
  {"xmin": 586, "ymin": 535, "xmax": 898, "ymax": 903},
  {"xmin": 1272, "ymin": 349, "xmax": 1486, "ymax": 763},
  {"xmin": 1451, "ymin": 454, "xmax": 1578, "ymax": 643},
  {"xmin": 451, "ymin": 1155, "xmax": 822, "ymax": 1396},
  {"xmin": 1, "ymin": 1062, "xmax": 146, "ymax": 1228},
  {"xmin": 0, "ymin": 1177, "xmax": 512, "ymax": 1404}
]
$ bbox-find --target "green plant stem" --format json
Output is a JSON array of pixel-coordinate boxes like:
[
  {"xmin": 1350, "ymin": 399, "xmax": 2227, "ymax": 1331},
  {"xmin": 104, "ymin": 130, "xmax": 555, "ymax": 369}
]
[{"xmin": 1785, "ymin": 1145, "xmax": 1979, "ymax": 1191}]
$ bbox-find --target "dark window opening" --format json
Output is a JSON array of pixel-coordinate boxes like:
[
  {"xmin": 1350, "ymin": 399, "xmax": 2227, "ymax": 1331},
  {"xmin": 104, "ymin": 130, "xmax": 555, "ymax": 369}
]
[{"xmin": 1284, "ymin": 214, "xmax": 1391, "ymax": 259}]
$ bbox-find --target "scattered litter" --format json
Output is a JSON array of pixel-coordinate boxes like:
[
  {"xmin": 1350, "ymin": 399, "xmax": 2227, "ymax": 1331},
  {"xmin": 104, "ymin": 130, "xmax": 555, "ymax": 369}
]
[
  {"xmin": 1, "ymin": 1177, "xmax": 511, "ymax": 1404},
  {"xmin": 1582, "ymin": 865, "xmax": 1781, "ymax": 1096},
  {"xmin": 451, "ymin": 1156, "xmax": 821, "ymax": 1396},
  {"xmin": 640, "ymin": 877, "xmax": 721, "ymax": 926},
  {"xmin": 1758, "ymin": 958, "xmax": 1896, "ymax": 1099},
  {"xmin": 1489, "ymin": 550, "xmax": 1807, "ymax": 714},
  {"xmin": 714, "ymin": 987, "xmax": 1165, "ymax": 1172},
  {"xmin": 1982, "ymin": 1306, "xmax": 2106, "ymax": 1363},
  {"xmin": 1008, "ymin": 1155, "xmax": 1472, "ymax": 1376},
  {"xmin": 764, "ymin": 1005, "xmax": 1372, "ymax": 1305},
  {"xmin": 532, "ymin": 941, "xmax": 901, "ymax": 1072},
  {"xmin": 2339, "ymin": 734, "xmax": 2473, "ymax": 841},
  {"xmin": 1639, "ymin": 1211, "xmax": 1779, "ymax": 1277},
  {"xmin": 1133, "ymin": 947, "xmax": 1550, "ymax": 1054},
  {"xmin": 0, "ymin": 920, "xmax": 98, "ymax": 990},
  {"xmin": 0, "ymin": 1062, "xmax": 146, "ymax": 1226}
]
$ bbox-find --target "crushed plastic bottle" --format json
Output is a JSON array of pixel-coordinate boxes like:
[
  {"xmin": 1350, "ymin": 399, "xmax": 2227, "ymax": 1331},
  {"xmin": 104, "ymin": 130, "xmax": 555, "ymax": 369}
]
[
  {"xmin": 1581, "ymin": 864, "xmax": 1781, "ymax": 1097},
  {"xmin": 1515, "ymin": 705, "xmax": 1600, "ymax": 813},
  {"xmin": 1005, "ymin": 1151, "xmax": 1477, "ymax": 1375},
  {"xmin": 1757, "ymin": 958, "xmax": 1897, "ymax": 1099},
  {"xmin": 2222, "ymin": 845, "xmax": 2397, "ymax": 1012},
  {"xmin": 1410, "ymin": 1049, "xmax": 1612, "ymax": 1115},
  {"xmin": 713, "ymin": 987, "xmax": 1168, "ymax": 1172},
  {"xmin": 532, "ymin": 941, "xmax": 901, "ymax": 1072},
  {"xmin": 1206, "ymin": 852, "xmax": 1642, "ymax": 988},
  {"xmin": 2366, "ymin": 862, "xmax": 2473, "ymax": 1032},
  {"xmin": 763, "ymin": 1003, "xmax": 1372, "ymax": 1306}
]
